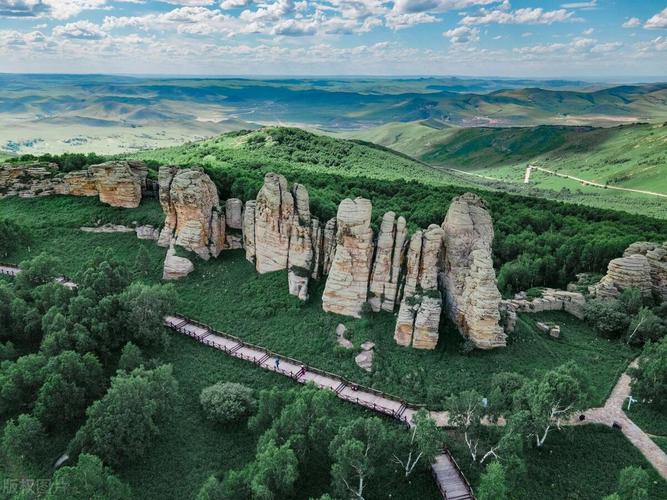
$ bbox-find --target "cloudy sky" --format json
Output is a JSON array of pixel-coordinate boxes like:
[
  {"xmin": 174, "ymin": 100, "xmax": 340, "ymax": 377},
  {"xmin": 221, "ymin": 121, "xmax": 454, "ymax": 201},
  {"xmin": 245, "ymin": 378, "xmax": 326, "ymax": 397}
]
[{"xmin": 0, "ymin": 0, "xmax": 665, "ymax": 77}]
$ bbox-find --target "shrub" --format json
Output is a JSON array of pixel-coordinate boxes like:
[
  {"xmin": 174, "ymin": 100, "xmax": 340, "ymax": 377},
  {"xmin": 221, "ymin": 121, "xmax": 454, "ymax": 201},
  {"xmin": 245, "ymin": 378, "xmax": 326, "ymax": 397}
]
[{"xmin": 200, "ymin": 382, "xmax": 256, "ymax": 425}]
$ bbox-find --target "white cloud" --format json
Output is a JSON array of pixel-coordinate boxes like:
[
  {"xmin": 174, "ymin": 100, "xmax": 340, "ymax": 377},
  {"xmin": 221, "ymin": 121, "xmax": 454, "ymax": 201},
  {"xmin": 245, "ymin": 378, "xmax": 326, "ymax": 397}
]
[
  {"xmin": 53, "ymin": 20, "xmax": 107, "ymax": 40},
  {"xmin": 460, "ymin": 7, "xmax": 574, "ymax": 26},
  {"xmin": 622, "ymin": 17, "xmax": 640, "ymax": 28},
  {"xmin": 393, "ymin": 0, "xmax": 497, "ymax": 15},
  {"xmin": 560, "ymin": 1, "xmax": 596, "ymax": 9},
  {"xmin": 636, "ymin": 36, "xmax": 667, "ymax": 52},
  {"xmin": 0, "ymin": 0, "xmax": 109, "ymax": 20},
  {"xmin": 582, "ymin": 27, "xmax": 593, "ymax": 35},
  {"xmin": 644, "ymin": 7, "xmax": 667, "ymax": 29},
  {"xmin": 514, "ymin": 36, "xmax": 623, "ymax": 59},
  {"xmin": 103, "ymin": 7, "xmax": 240, "ymax": 36},
  {"xmin": 220, "ymin": 0, "xmax": 252, "ymax": 8},
  {"xmin": 443, "ymin": 25, "xmax": 480, "ymax": 44}
]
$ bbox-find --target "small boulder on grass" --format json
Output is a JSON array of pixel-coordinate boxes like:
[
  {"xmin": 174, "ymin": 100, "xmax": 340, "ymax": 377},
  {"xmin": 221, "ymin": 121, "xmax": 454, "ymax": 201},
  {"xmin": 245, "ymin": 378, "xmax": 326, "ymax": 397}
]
[{"xmin": 200, "ymin": 382, "xmax": 256, "ymax": 425}]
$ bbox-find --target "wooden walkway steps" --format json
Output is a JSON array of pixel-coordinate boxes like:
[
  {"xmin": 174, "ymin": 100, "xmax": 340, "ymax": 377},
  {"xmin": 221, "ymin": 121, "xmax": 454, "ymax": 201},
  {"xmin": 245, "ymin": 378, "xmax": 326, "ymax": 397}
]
[
  {"xmin": 1, "ymin": 263, "xmax": 474, "ymax": 498},
  {"xmin": 163, "ymin": 313, "xmax": 474, "ymax": 499},
  {"xmin": 432, "ymin": 449, "xmax": 475, "ymax": 500}
]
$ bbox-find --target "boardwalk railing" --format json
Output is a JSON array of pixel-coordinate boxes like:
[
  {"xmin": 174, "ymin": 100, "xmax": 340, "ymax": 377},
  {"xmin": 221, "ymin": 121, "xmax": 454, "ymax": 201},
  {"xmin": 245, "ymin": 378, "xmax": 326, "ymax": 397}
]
[
  {"xmin": 166, "ymin": 313, "xmax": 417, "ymax": 422},
  {"xmin": 432, "ymin": 448, "xmax": 475, "ymax": 500}
]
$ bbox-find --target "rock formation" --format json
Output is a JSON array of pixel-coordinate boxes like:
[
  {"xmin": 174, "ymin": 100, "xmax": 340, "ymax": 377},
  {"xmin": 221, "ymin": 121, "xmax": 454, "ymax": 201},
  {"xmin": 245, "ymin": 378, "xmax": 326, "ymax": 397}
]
[
  {"xmin": 321, "ymin": 217, "xmax": 337, "ymax": 275},
  {"xmin": 592, "ymin": 254, "xmax": 653, "ymax": 299},
  {"xmin": 369, "ymin": 212, "xmax": 407, "ymax": 313},
  {"xmin": 254, "ymin": 173, "xmax": 294, "ymax": 274},
  {"xmin": 225, "ymin": 198, "xmax": 243, "ymax": 229},
  {"xmin": 311, "ymin": 218, "xmax": 323, "ymax": 279},
  {"xmin": 162, "ymin": 241, "xmax": 194, "ymax": 281},
  {"xmin": 287, "ymin": 183, "xmax": 314, "ymax": 300},
  {"xmin": 322, "ymin": 198, "xmax": 374, "ymax": 318},
  {"xmin": 242, "ymin": 201, "xmax": 257, "ymax": 263},
  {"xmin": 1, "ymin": 160, "xmax": 145, "ymax": 207},
  {"xmin": 504, "ymin": 288, "xmax": 586, "ymax": 320},
  {"xmin": 156, "ymin": 166, "xmax": 225, "ymax": 260},
  {"xmin": 442, "ymin": 193, "xmax": 505, "ymax": 350},
  {"xmin": 393, "ymin": 225, "xmax": 444, "ymax": 349},
  {"xmin": 623, "ymin": 242, "xmax": 667, "ymax": 300},
  {"xmin": 224, "ymin": 198, "xmax": 244, "ymax": 250},
  {"xmin": 89, "ymin": 161, "xmax": 147, "ymax": 208}
]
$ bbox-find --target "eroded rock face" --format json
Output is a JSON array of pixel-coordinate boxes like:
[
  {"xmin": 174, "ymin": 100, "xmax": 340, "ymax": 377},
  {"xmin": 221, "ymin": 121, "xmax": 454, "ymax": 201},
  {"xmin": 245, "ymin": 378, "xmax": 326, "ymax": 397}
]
[
  {"xmin": 321, "ymin": 217, "xmax": 337, "ymax": 276},
  {"xmin": 593, "ymin": 254, "xmax": 653, "ymax": 299},
  {"xmin": 225, "ymin": 198, "xmax": 243, "ymax": 230},
  {"xmin": 156, "ymin": 166, "xmax": 225, "ymax": 260},
  {"xmin": 393, "ymin": 225, "xmax": 444, "ymax": 349},
  {"xmin": 242, "ymin": 200, "xmax": 257, "ymax": 263},
  {"xmin": 442, "ymin": 193, "xmax": 505, "ymax": 350},
  {"xmin": 322, "ymin": 198, "xmax": 374, "ymax": 318},
  {"xmin": 162, "ymin": 242, "xmax": 194, "ymax": 281},
  {"xmin": 621, "ymin": 241, "xmax": 667, "ymax": 300},
  {"xmin": 254, "ymin": 173, "xmax": 294, "ymax": 274},
  {"xmin": 287, "ymin": 183, "xmax": 313, "ymax": 300},
  {"xmin": 89, "ymin": 161, "xmax": 147, "ymax": 208},
  {"xmin": 0, "ymin": 161, "xmax": 144, "ymax": 206},
  {"xmin": 311, "ymin": 218, "xmax": 323, "ymax": 279},
  {"xmin": 369, "ymin": 212, "xmax": 407, "ymax": 313},
  {"xmin": 505, "ymin": 288, "xmax": 586, "ymax": 320}
]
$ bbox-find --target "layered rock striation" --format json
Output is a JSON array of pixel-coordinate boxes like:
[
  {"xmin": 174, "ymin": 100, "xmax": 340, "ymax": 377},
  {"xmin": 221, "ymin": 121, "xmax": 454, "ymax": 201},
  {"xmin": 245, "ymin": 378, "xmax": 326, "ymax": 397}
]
[
  {"xmin": 369, "ymin": 212, "xmax": 407, "ymax": 313},
  {"xmin": 322, "ymin": 198, "xmax": 374, "ymax": 318},
  {"xmin": 89, "ymin": 161, "xmax": 147, "ymax": 208},
  {"xmin": 254, "ymin": 173, "xmax": 294, "ymax": 274},
  {"xmin": 287, "ymin": 183, "xmax": 314, "ymax": 300},
  {"xmin": 442, "ymin": 193, "xmax": 505, "ymax": 349},
  {"xmin": 393, "ymin": 225, "xmax": 444, "ymax": 349},
  {"xmin": 157, "ymin": 166, "xmax": 225, "ymax": 260},
  {"xmin": 592, "ymin": 241, "xmax": 667, "ymax": 300},
  {"xmin": 1, "ymin": 160, "xmax": 146, "ymax": 207}
]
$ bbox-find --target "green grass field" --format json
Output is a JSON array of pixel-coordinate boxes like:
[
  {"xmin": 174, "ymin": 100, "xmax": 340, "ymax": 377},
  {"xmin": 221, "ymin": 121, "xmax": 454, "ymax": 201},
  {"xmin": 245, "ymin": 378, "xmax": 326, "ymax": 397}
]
[
  {"xmin": 1, "ymin": 194, "xmax": 665, "ymax": 498},
  {"xmin": 350, "ymin": 121, "xmax": 667, "ymax": 219}
]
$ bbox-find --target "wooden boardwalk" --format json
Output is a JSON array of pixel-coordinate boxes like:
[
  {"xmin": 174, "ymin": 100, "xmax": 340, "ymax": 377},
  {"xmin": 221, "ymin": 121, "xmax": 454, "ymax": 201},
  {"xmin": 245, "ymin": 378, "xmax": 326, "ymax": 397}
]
[{"xmin": 164, "ymin": 313, "xmax": 474, "ymax": 499}]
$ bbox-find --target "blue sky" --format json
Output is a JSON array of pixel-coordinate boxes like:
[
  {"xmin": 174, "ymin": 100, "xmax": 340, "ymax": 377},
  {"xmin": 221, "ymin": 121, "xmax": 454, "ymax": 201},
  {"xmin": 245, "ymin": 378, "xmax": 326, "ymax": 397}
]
[{"xmin": 0, "ymin": 0, "xmax": 665, "ymax": 77}]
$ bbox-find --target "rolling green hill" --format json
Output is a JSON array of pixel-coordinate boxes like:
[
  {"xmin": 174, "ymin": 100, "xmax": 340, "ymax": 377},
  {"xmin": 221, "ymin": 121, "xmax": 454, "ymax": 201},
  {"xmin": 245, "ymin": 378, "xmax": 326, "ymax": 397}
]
[
  {"xmin": 2, "ymin": 74, "xmax": 667, "ymax": 156},
  {"xmin": 349, "ymin": 121, "xmax": 667, "ymax": 218}
]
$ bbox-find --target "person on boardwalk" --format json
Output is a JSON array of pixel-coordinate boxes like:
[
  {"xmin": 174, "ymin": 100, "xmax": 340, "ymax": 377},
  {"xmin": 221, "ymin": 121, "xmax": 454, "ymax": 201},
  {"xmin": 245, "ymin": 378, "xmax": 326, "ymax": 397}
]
[
  {"xmin": 274, "ymin": 358, "xmax": 280, "ymax": 370},
  {"xmin": 299, "ymin": 365, "xmax": 306, "ymax": 377}
]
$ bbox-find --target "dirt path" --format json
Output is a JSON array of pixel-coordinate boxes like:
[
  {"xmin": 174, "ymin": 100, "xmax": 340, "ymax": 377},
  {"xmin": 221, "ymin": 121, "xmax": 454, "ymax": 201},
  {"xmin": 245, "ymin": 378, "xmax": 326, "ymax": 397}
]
[
  {"xmin": 571, "ymin": 359, "xmax": 667, "ymax": 480},
  {"xmin": 528, "ymin": 166, "xmax": 667, "ymax": 199}
]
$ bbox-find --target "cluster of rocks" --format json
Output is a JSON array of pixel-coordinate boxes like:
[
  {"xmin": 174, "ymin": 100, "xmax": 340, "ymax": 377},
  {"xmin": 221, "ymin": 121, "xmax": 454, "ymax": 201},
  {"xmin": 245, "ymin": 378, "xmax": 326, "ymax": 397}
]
[
  {"xmin": 243, "ymin": 173, "xmax": 330, "ymax": 301},
  {"xmin": 591, "ymin": 241, "xmax": 667, "ymax": 300},
  {"xmin": 80, "ymin": 223, "xmax": 159, "ymax": 240},
  {"xmin": 0, "ymin": 160, "xmax": 147, "ymax": 208},
  {"xmin": 503, "ymin": 288, "xmax": 586, "ymax": 322},
  {"xmin": 155, "ymin": 171, "xmax": 508, "ymax": 350},
  {"xmin": 536, "ymin": 321, "xmax": 560, "ymax": 339}
]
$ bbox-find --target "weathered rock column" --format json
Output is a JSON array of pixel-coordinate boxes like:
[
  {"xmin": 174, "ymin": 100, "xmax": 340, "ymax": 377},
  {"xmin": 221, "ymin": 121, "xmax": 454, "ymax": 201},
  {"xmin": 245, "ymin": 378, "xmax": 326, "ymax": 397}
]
[
  {"xmin": 225, "ymin": 198, "xmax": 244, "ymax": 250},
  {"xmin": 369, "ymin": 212, "xmax": 407, "ymax": 313},
  {"xmin": 242, "ymin": 201, "xmax": 257, "ymax": 263},
  {"xmin": 322, "ymin": 198, "xmax": 374, "ymax": 318},
  {"xmin": 155, "ymin": 166, "xmax": 225, "ymax": 260},
  {"xmin": 311, "ymin": 218, "xmax": 323, "ymax": 279},
  {"xmin": 287, "ymin": 183, "xmax": 314, "ymax": 300},
  {"xmin": 442, "ymin": 193, "xmax": 506, "ymax": 349},
  {"xmin": 321, "ymin": 217, "xmax": 337, "ymax": 275},
  {"xmin": 393, "ymin": 225, "xmax": 444, "ymax": 349},
  {"xmin": 254, "ymin": 173, "xmax": 294, "ymax": 274}
]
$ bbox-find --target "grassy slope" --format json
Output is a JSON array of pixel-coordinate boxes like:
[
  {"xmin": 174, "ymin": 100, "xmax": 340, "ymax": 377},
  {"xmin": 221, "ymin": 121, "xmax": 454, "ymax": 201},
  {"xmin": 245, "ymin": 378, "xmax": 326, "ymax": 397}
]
[
  {"xmin": 350, "ymin": 121, "xmax": 667, "ymax": 218},
  {"xmin": 0, "ymin": 194, "xmax": 664, "ymax": 498}
]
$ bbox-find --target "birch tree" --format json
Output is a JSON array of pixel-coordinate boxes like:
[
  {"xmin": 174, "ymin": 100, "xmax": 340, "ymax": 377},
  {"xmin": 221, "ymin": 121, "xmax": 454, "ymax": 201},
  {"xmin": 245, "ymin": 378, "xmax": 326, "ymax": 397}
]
[{"xmin": 393, "ymin": 409, "xmax": 441, "ymax": 477}]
